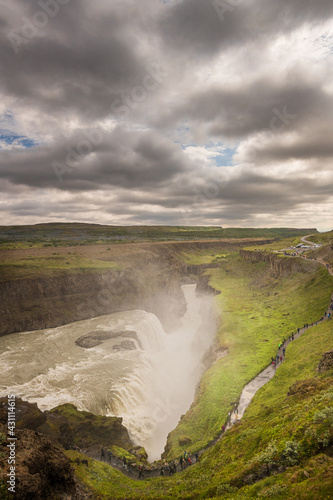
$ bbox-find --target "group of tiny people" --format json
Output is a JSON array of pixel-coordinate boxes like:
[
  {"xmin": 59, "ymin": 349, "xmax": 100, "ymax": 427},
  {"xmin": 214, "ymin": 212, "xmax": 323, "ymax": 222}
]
[
  {"xmin": 100, "ymin": 447, "xmax": 200, "ymax": 479},
  {"xmin": 100, "ymin": 448, "xmax": 139, "ymax": 476},
  {"xmin": 100, "ymin": 448, "xmax": 112, "ymax": 463},
  {"xmin": 271, "ymin": 304, "xmax": 332, "ymax": 368},
  {"xmin": 226, "ymin": 402, "xmax": 239, "ymax": 423},
  {"xmin": 271, "ymin": 341, "xmax": 287, "ymax": 367},
  {"xmin": 98, "ymin": 292, "xmax": 333, "ymax": 481},
  {"xmin": 160, "ymin": 450, "xmax": 200, "ymax": 477}
]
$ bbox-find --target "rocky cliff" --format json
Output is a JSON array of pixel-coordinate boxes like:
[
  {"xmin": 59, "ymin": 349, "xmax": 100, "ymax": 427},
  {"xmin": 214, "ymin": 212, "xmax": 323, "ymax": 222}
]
[
  {"xmin": 239, "ymin": 249, "xmax": 320, "ymax": 276},
  {"xmin": 0, "ymin": 399, "xmax": 77, "ymax": 500},
  {"xmin": 317, "ymin": 350, "xmax": 333, "ymax": 373},
  {"xmin": 0, "ymin": 398, "xmax": 138, "ymax": 499},
  {"xmin": 0, "ymin": 264, "xmax": 185, "ymax": 337},
  {"xmin": 0, "ymin": 239, "xmax": 263, "ymax": 337}
]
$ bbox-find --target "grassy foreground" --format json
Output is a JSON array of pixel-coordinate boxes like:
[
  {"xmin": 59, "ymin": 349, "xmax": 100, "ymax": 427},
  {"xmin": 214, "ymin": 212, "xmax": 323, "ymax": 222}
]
[{"xmin": 66, "ymin": 249, "xmax": 333, "ymax": 499}]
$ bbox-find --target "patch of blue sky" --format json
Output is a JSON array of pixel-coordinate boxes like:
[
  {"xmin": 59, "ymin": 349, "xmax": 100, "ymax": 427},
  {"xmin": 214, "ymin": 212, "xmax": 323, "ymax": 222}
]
[
  {"xmin": 181, "ymin": 143, "xmax": 193, "ymax": 151},
  {"xmin": 0, "ymin": 110, "xmax": 40, "ymax": 149},
  {"xmin": 182, "ymin": 142, "xmax": 238, "ymax": 168},
  {"xmin": 0, "ymin": 132, "xmax": 38, "ymax": 149},
  {"xmin": 214, "ymin": 146, "xmax": 238, "ymax": 167}
]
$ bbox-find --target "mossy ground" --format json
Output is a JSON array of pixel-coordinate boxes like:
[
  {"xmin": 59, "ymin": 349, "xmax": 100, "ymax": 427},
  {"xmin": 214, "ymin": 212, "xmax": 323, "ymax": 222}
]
[{"xmin": 181, "ymin": 250, "xmax": 229, "ymax": 265}]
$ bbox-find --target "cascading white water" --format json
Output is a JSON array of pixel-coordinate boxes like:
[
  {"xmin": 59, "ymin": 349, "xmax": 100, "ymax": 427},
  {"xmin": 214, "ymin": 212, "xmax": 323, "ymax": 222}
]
[{"xmin": 0, "ymin": 284, "xmax": 215, "ymax": 460}]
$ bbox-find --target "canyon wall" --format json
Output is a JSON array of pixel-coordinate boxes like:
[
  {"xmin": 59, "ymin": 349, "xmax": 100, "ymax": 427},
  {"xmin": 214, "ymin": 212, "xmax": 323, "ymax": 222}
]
[
  {"xmin": 239, "ymin": 249, "xmax": 321, "ymax": 276},
  {"xmin": 0, "ymin": 240, "xmax": 269, "ymax": 337},
  {"xmin": 0, "ymin": 264, "xmax": 186, "ymax": 336}
]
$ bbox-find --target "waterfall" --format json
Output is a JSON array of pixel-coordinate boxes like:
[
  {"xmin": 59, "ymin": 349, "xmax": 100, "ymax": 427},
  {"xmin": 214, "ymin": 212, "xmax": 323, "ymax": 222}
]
[
  {"xmin": 123, "ymin": 311, "xmax": 166, "ymax": 352},
  {"xmin": 0, "ymin": 284, "xmax": 216, "ymax": 461}
]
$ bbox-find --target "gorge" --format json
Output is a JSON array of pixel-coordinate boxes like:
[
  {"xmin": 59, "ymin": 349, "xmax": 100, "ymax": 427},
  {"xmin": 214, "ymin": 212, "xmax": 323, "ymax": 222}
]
[
  {"xmin": 0, "ymin": 283, "xmax": 216, "ymax": 461},
  {"xmin": 1, "ymin": 226, "xmax": 333, "ymax": 499}
]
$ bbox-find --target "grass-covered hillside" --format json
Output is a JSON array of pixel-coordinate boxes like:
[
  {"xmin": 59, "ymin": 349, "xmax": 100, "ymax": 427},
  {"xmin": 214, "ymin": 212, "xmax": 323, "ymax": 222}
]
[
  {"xmin": 66, "ymin": 319, "xmax": 333, "ymax": 499},
  {"xmin": 308, "ymin": 231, "xmax": 333, "ymax": 267},
  {"xmin": 64, "ymin": 248, "xmax": 333, "ymax": 499},
  {"xmin": 307, "ymin": 231, "xmax": 333, "ymax": 245},
  {"xmin": 164, "ymin": 251, "xmax": 333, "ymax": 459}
]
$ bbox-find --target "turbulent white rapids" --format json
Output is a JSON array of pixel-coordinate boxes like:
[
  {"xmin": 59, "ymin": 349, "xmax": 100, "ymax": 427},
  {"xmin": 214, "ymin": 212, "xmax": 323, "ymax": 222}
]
[{"xmin": 0, "ymin": 285, "xmax": 215, "ymax": 460}]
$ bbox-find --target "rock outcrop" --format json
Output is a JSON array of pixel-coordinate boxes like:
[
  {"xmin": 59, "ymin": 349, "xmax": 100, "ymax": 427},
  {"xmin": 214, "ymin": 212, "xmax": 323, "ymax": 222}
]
[
  {"xmin": 38, "ymin": 403, "xmax": 133, "ymax": 453},
  {"xmin": 317, "ymin": 350, "xmax": 333, "ymax": 373},
  {"xmin": 0, "ymin": 398, "xmax": 134, "ymax": 454},
  {"xmin": 0, "ymin": 400, "xmax": 77, "ymax": 500},
  {"xmin": 239, "ymin": 250, "xmax": 320, "ymax": 276},
  {"xmin": 75, "ymin": 329, "xmax": 142, "ymax": 349},
  {"xmin": 195, "ymin": 272, "xmax": 221, "ymax": 296},
  {"xmin": 0, "ymin": 398, "xmax": 145, "ymax": 498}
]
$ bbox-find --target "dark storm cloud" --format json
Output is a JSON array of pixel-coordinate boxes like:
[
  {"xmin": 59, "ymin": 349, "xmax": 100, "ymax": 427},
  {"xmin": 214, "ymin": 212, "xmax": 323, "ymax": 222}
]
[
  {"xmin": 254, "ymin": 139, "xmax": 333, "ymax": 164},
  {"xmin": 159, "ymin": 0, "xmax": 333, "ymax": 56},
  {"xmin": 0, "ymin": 0, "xmax": 332, "ymax": 227},
  {"xmin": 0, "ymin": 0, "xmax": 159, "ymax": 120},
  {"xmin": 218, "ymin": 173, "xmax": 333, "ymax": 206},
  {"xmin": 0, "ymin": 127, "xmax": 191, "ymax": 190},
  {"xmin": 154, "ymin": 79, "xmax": 332, "ymax": 140}
]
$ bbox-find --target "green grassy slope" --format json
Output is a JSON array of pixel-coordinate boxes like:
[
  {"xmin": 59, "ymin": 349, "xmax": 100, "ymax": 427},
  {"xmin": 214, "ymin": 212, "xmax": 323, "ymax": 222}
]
[
  {"xmin": 67, "ymin": 319, "xmax": 333, "ymax": 499},
  {"xmin": 164, "ymin": 252, "xmax": 333, "ymax": 459}
]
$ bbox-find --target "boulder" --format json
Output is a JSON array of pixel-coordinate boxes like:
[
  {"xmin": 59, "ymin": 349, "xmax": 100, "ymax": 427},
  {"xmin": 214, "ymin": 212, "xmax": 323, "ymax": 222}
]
[
  {"xmin": 38, "ymin": 403, "xmax": 133, "ymax": 453},
  {"xmin": 76, "ymin": 330, "xmax": 142, "ymax": 349},
  {"xmin": 317, "ymin": 350, "xmax": 333, "ymax": 373},
  {"xmin": 0, "ymin": 397, "xmax": 46, "ymax": 430}
]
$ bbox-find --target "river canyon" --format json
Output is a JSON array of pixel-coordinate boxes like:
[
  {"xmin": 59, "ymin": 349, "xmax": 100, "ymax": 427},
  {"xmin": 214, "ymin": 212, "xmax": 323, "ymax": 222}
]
[{"xmin": 0, "ymin": 284, "xmax": 216, "ymax": 460}]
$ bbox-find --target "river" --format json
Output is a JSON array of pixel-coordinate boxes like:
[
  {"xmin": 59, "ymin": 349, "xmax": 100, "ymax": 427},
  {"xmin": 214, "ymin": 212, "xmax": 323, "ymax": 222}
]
[{"xmin": 0, "ymin": 284, "xmax": 215, "ymax": 460}]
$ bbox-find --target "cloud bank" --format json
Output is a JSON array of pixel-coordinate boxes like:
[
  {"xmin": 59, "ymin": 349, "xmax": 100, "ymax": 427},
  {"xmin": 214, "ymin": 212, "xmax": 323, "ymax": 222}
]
[{"xmin": 0, "ymin": 0, "xmax": 332, "ymax": 229}]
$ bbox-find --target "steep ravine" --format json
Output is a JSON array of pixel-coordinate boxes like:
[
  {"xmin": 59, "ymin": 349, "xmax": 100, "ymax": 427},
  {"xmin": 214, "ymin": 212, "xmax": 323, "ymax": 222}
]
[
  {"xmin": 1, "ymin": 240, "xmax": 262, "ymax": 337},
  {"xmin": 0, "ymin": 265, "xmax": 186, "ymax": 337}
]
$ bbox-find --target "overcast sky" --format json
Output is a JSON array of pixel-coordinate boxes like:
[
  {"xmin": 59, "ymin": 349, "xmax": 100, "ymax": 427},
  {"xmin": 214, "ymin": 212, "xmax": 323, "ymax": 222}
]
[{"xmin": 0, "ymin": 0, "xmax": 332, "ymax": 230}]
